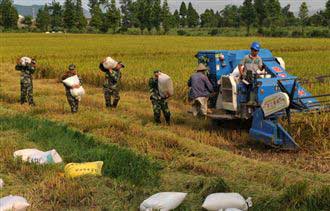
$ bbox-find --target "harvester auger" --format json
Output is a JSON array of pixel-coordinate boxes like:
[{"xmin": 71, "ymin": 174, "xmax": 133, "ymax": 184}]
[{"xmin": 195, "ymin": 49, "xmax": 330, "ymax": 150}]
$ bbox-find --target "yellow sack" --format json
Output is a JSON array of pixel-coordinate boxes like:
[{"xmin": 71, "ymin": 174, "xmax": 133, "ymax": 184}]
[{"xmin": 64, "ymin": 161, "xmax": 103, "ymax": 178}]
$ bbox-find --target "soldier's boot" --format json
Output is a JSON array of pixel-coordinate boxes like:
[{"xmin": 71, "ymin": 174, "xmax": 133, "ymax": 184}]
[
  {"xmin": 20, "ymin": 95, "xmax": 27, "ymax": 104},
  {"xmin": 105, "ymin": 99, "xmax": 112, "ymax": 108},
  {"xmin": 247, "ymin": 92, "xmax": 257, "ymax": 106},
  {"xmin": 28, "ymin": 98, "xmax": 35, "ymax": 106},
  {"xmin": 20, "ymin": 99, "xmax": 27, "ymax": 105},
  {"xmin": 154, "ymin": 115, "xmax": 161, "ymax": 124},
  {"xmin": 165, "ymin": 116, "xmax": 171, "ymax": 126},
  {"xmin": 112, "ymin": 99, "xmax": 119, "ymax": 108},
  {"xmin": 71, "ymin": 106, "xmax": 78, "ymax": 113}
]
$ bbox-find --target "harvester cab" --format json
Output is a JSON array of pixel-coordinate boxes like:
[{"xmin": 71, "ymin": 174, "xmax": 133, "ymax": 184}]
[{"xmin": 195, "ymin": 49, "xmax": 330, "ymax": 150}]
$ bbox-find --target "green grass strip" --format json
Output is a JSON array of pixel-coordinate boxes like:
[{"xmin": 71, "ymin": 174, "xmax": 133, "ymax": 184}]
[{"xmin": 0, "ymin": 115, "xmax": 161, "ymax": 186}]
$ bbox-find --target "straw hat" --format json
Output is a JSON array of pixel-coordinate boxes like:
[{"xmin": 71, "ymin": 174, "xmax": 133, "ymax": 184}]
[{"xmin": 196, "ymin": 63, "xmax": 208, "ymax": 72}]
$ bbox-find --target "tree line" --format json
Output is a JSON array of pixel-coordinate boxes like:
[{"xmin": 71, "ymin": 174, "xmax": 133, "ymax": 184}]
[{"xmin": 0, "ymin": 0, "xmax": 330, "ymax": 35}]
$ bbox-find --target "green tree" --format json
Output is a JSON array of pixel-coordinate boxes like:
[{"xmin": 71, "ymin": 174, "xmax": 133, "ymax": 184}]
[
  {"xmin": 36, "ymin": 4, "xmax": 51, "ymax": 31},
  {"xmin": 309, "ymin": 11, "xmax": 326, "ymax": 27},
  {"xmin": 50, "ymin": 0, "xmax": 63, "ymax": 31},
  {"xmin": 254, "ymin": 0, "xmax": 266, "ymax": 32},
  {"xmin": 241, "ymin": 0, "xmax": 256, "ymax": 35},
  {"xmin": 105, "ymin": 0, "xmax": 121, "ymax": 33},
  {"xmin": 75, "ymin": 0, "xmax": 87, "ymax": 31},
  {"xmin": 200, "ymin": 9, "xmax": 217, "ymax": 28},
  {"xmin": 135, "ymin": 0, "xmax": 152, "ymax": 33},
  {"xmin": 325, "ymin": 0, "xmax": 330, "ymax": 27},
  {"xmin": 220, "ymin": 5, "xmax": 240, "ymax": 28},
  {"xmin": 151, "ymin": 0, "xmax": 161, "ymax": 32},
  {"xmin": 63, "ymin": 0, "xmax": 76, "ymax": 30},
  {"xmin": 299, "ymin": 2, "xmax": 309, "ymax": 34},
  {"xmin": 187, "ymin": 2, "xmax": 199, "ymax": 27},
  {"xmin": 120, "ymin": 0, "xmax": 133, "ymax": 30},
  {"xmin": 215, "ymin": 11, "xmax": 222, "ymax": 27},
  {"xmin": 172, "ymin": 9, "xmax": 180, "ymax": 28},
  {"xmin": 265, "ymin": 0, "xmax": 282, "ymax": 28},
  {"xmin": 179, "ymin": 1, "xmax": 187, "ymax": 27},
  {"xmin": 0, "ymin": 0, "xmax": 18, "ymax": 29},
  {"xmin": 89, "ymin": 0, "xmax": 103, "ymax": 31},
  {"xmin": 281, "ymin": 4, "xmax": 297, "ymax": 26},
  {"xmin": 161, "ymin": 0, "xmax": 171, "ymax": 34}
]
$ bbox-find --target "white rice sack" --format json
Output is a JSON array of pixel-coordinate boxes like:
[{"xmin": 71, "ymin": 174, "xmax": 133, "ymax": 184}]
[
  {"xmin": 14, "ymin": 149, "xmax": 63, "ymax": 164},
  {"xmin": 0, "ymin": 195, "xmax": 30, "ymax": 211},
  {"xmin": 102, "ymin": 56, "xmax": 118, "ymax": 69},
  {"xmin": 0, "ymin": 178, "xmax": 4, "ymax": 189},
  {"xmin": 140, "ymin": 192, "xmax": 187, "ymax": 211},
  {"xmin": 19, "ymin": 57, "xmax": 32, "ymax": 66},
  {"xmin": 158, "ymin": 73, "xmax": 174, "ymax": 98},
  {"xmin": 62, "ymin": 75, "xmax": 80, "ymax": 87},
  {"xmin": 70, "ymin": 86, "xmax": 85, "ymax": 97},
  {"xmin": 202, "ymin": 193, "xmax": 252, "ymax": 211}
]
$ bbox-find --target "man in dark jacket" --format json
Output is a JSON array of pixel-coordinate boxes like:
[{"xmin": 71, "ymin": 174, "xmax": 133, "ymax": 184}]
[{"xmin": 188, "ymin": 63, "xmax": 214, "ymax": 116}]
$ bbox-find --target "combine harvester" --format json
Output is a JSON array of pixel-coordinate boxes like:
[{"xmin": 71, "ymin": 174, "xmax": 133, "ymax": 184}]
[{"xmin": 195, "ymin": 49, "xmax": 330, "ymax": 150}]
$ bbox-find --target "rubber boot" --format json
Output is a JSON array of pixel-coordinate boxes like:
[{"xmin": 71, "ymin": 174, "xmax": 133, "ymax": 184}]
[
  {"xmin": 154, "ymin": 115, "xmax": 161, "ymax": 124},
  {"xmin": 165, "ymin": 116, "xmax": 171, "ymax": 126}
]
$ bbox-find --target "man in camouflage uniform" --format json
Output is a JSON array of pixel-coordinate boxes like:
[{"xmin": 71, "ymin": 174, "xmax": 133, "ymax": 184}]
[
  {"xmin": 149, "ymin": 70, "xmax": 171, "ymax": 125},
  {"xmin": 99, "ymin": 60, "xmax": 124, "ymax": 108},
  {"xmin": 61, "ymin": 64, "xmax": 82, "ymax": 113},
  {"xmin": 15, "ymin": 58, "xmax": 36, "ymax": 106},
  {"xmin": 238, "ymin": 42, "xmax": 264, "ymax": 105}
]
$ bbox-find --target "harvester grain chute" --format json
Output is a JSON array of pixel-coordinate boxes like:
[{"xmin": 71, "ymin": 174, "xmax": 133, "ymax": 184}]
[{"xmin": 195, "ymin": 49, "xmax": 330, "ymax": 150}]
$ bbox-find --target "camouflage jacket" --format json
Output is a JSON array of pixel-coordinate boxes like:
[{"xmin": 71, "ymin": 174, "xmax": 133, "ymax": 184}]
[
  {"xmin": 149, "ymin": 77, "xmax": 162, "ymax": 100},
  {"xmin": 15, "ymin": 64, "xmax": 35, "ymax": 77},
  {"xmin": 105, "ymin": 70, "xmax": 121, "ymax": 87}
]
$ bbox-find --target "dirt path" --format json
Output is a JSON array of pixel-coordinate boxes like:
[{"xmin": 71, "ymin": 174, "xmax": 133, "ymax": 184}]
[{"xmin": 0, "ymin": 63, "xmax": 329, "ymax": 174}]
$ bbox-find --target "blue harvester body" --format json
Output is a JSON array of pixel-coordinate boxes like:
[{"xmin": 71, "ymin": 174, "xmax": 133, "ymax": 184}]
[{"xmin": 195, "ymin": 49, "xmax": 323, "ymax": 150}]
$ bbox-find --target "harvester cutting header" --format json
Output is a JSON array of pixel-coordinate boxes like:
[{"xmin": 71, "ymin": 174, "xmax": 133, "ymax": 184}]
[{"xmin": 195, "ymin": 42, "xmax": 330, "ymax": 150}]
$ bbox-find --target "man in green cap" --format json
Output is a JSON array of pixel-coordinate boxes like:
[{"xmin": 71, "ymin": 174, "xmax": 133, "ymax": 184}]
[
  {"xmin": 148, "ymin": 70, "xmax": 171, "ymax": 125},
  {"xmin": 99, "ymin": 57, "xmax": 125, "ymax": 108},
  {"xmin": 15, "ymin": 57, "xmax": 36, "ymax": 106},
  {"xmin": 61, "ymin": 64, "xmax": 82, "ymax": 113}
]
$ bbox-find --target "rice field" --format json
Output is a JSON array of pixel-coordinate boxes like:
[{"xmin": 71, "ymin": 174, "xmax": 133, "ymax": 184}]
[
  {"xmin": 0, "ymin": 33, "xmax": 329, "ymax": 210},
  {"xmin": 1, "ymin": 33, "xmax": 329, "ymax": 97}
]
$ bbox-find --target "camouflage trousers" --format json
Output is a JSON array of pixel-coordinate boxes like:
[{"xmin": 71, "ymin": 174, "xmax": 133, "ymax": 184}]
[
  {"xmin": 20, "ymin": 76, "xmax": 34, "ymax": 105},
  {"xmin": 103, "ymin": 85, "xmax": 120, "ymax": 108},
  {"xmin": 151, "ymin": 99, "xmax": 171, "ymax": 124},
  {"xmin": 66, "ymin": 90, "xmax": 79, "ymax": 113}
]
